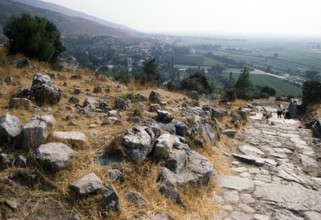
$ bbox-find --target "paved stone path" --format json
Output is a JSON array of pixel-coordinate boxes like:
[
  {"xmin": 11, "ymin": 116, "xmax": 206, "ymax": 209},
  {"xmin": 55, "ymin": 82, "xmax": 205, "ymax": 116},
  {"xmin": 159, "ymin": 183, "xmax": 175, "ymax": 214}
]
[{"xmin": 215, "ymin": 107, "xmax": 321, "ymax": 220}]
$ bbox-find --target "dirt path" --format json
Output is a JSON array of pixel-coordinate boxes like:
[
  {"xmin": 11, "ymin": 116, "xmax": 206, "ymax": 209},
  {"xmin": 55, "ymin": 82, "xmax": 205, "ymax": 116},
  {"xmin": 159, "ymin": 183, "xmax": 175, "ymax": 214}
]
[{"xmin": 215, "ymin": 107, "xmax": 321, "ymax": 220}]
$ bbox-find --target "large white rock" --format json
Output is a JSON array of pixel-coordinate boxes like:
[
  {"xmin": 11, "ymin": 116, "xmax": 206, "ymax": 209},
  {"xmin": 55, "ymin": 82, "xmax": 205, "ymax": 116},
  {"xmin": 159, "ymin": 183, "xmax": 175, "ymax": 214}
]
[
  {"xmin": 33, "ymin": 142, "xmax": 77, "ymax": 171},
  {"xmin": 153, "ymin": 133, "xmax": 173, "ymax": 158},
  {"xmin": 122, "ymin": 126, "xmax": 152, "ymax": 164},
  {"xmin": 0, "ymin": 114, "xmax": 23, "ymax": 144},
  {"xmin": 23, "ymin": 115, "xmax": 56, "ymax": 149}
]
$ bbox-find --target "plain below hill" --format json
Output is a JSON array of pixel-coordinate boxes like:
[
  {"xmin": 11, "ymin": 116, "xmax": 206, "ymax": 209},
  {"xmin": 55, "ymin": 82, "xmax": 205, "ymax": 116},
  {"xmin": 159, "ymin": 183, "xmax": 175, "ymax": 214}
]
[{"xmin": 0, "ymin": 0, "xmax": 139, "ymax": 37}]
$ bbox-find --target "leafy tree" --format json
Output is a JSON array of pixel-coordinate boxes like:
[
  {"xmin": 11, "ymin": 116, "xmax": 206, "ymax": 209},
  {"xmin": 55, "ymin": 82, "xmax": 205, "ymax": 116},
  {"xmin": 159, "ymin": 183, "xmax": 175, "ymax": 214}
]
[
  {"xmin": 142, "ymin": 58, "xmax": 160, "ymax": 85},
  {"xmin": 234, "ymin": 67, "xmax": 252, "ymax": 99},
  {"xmin": 260, "ymin": 86, "xmax": 276, "ymax": 96},
  {"xmin": 3, "ymin": 13, "xmax": 65, "ymax": 63},
  {"xmin": 180, "ymin": 72, "xmax": 215, "ymax": 94}
]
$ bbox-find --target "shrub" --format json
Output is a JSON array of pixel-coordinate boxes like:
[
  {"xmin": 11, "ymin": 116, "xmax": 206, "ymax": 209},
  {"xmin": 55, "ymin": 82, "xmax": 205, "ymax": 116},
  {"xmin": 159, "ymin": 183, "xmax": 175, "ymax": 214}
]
[
  {"xmin": 234, "ymin": 67, "xmax": 252, "ymax": 99},
  {"xmin": 260, "ymin": 86, "xmax": 276, "ymax": 96},
  {"xmin": 180, "ymin": 72, "xmax": 215, "ymax": 94},
  {"xmin": 3, "ymin": 13, "xmax": 65, "ymax": 63},
  {"xmin": 119, "ymin": 93, "xmax": 139, "ymax": 103}
]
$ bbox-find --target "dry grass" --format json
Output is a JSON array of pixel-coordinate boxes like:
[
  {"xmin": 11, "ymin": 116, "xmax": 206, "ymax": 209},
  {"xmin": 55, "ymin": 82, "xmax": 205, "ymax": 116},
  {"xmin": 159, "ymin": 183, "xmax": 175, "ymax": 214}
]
[{"xmin": 0, "ymin": 58, "xmax": 240, "ymax": 219}]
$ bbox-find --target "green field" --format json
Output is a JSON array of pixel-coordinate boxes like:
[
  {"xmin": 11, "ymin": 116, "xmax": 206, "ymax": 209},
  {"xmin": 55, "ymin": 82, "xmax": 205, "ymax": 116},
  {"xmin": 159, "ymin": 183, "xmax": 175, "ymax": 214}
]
[{"xmin": 214, "ymin": 72, "xmax": 302, "ymax": 97}]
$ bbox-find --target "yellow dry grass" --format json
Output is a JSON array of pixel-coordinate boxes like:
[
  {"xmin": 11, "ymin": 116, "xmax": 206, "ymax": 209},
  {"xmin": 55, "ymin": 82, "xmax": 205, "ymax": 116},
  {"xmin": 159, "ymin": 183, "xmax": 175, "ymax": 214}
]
[{"xmin": 0, "ymin": 57, "xmax": 244, "ymax": 219}]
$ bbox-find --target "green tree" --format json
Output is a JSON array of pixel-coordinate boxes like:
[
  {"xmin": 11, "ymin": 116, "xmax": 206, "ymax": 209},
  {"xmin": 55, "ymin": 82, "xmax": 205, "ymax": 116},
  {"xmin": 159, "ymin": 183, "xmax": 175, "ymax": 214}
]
[
  {"xmin": 143, "ymin": 58, "xmax": 160, "ymax": 85},
  {"xmin": 180, "ymin": 72, "xmax": 215, "ymax": 94},
  {"xmin": 234, "ymin": 67, "xmax": 252, "ymax": 99},
  {"xmin": 3, "ymin": 13, "xmax": 65, "ymax": 63},
  {"xmin": 260, "ymin": 86, "xmax": 276, "ymax": 96}
]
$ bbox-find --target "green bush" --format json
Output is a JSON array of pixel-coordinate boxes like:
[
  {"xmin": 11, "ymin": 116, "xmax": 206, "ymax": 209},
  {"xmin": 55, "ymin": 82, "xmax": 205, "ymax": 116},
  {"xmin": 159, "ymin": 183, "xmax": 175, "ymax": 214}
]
[
  {"xmin": 3, "ymin": 13, "xmax": 65, "ymax": 63},
  {"xmin": 180, "ymin": 72, "xmax": 215, "ymax": 94},
  {"xmin": 119, "ymin": 93, "xmax": 139, "ymax": 103}
]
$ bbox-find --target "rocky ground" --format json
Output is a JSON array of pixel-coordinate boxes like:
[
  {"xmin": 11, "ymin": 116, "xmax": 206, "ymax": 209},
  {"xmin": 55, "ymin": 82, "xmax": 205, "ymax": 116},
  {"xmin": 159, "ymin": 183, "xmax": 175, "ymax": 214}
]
[
  {"xmin": 215, "ymin": 107, "xmax": 321, "ymax": 220},
  {"xmin": 1, "ymin": 57, "xmax": 321, "ymax": 219}
]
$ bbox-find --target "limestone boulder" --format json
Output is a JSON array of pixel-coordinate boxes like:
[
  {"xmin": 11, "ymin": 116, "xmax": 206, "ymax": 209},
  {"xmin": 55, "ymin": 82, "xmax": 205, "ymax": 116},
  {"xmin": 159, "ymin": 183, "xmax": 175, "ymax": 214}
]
[
  {"xmin": 115, "ymin": 97, "xmax": 132, "ymax": 111},
  {"xmin": 159, "ymin": 181, "xmax": 184, "ymax": 206},
  {"xmin": 22, "ymin": 115, "xmax": 56, "ymax": 149},
  {"xmin": 70, "ymin": 173, "xmax": 104, "ymax": 194},
  {"xmin": 31, "ymin": 73, "xmax": 61, "ymax": 106},
  {"xmin": 126, "ymin": 191, "xmax": 148, "ymax": 208},
  {"xmin": 33, "ymin": 142, "xmax": 78, "ymax": 172},
  {"xmin": 83, "ymin": 97, "xmax": 97, "ymax": 110},
  {"xmin": 122, "ymin": 126, "xmax": 153, "ymax": 164},
  {"xmin": 165, "ymin": 149, "xmax": 187, "ymax": 173},
  {"xmin": 186, "ymin": 150, "xmax": 214, "ymax": 185},
  {"xmin": 9, "ymin": 98, "xmax": 33, "ymax": 110},
  {"xmin": 0, "ymin": 114, "xmax": 23, "ymax": 144},
  {"xmin": 149, "ymin": 90, "xmax": 162, "ymax": 103},
  {"xmin": 156, "ymin": 110, "xmax": 173, "ymax": 123},
  {"xmin": 153, "ymin": 133, "xmax": 173, "ymax": 158},
  {"xmin": 52, "ymin": 131, "xmax": 87, "ymax": 144}
]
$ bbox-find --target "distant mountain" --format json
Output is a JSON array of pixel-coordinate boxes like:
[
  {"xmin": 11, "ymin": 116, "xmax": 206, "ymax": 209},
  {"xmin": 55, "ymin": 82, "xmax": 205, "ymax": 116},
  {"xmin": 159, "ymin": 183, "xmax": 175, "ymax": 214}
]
[
  {"xmin": 0, "ymin": 0, "xmax": 139, "ymax": 37},
  {"xmin": 13, "ymin": 0, "xmax": 137, "ymax": 33}
]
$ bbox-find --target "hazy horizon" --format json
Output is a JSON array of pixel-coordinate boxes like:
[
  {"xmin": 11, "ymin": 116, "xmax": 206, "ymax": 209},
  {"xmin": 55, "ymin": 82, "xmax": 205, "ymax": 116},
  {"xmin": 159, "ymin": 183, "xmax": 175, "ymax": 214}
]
[{"xmin": 41, "ymin": 0, "xmax": 321, "ymax": 37}]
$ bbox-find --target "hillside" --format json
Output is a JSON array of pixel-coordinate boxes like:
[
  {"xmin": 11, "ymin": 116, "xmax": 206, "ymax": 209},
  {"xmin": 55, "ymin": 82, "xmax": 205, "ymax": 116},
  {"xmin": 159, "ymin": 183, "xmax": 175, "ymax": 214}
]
[
  {"xmin": 0, "ymin": 47, "xmax": 244, "ymax": 219},
  {"xmin": 14, "ymin": 0, "xmax": 137, "ymax": 33},
  {"xmin": 0, "ymin": 0, "xmax": 136, "ymax": 37}
]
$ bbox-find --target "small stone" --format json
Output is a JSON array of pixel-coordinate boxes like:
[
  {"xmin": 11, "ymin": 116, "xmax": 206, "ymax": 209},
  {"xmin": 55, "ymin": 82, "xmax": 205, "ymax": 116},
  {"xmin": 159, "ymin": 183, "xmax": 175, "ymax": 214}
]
[
  {"xmin": 70, "ymin": 215, "xmax": 81, "ymax": 220},
  {"xmin": 159, "ymin": 181, "xmax": 184, "ymax": 206},
  {"xmin": 126, "ymin": 191, "xmax": 148, "ymax": 208},
  {"xmin": 99, "ymin": 185, "xmax": 121, "ymax": 212},
  {"xmin": 108, "ymin": 110, "xmax": 118, "ymax": 117},
  {"xmin": 93, "ymin": 86, "xmax": 102, "ymax": 93},
  {"xmin": 5, "ymin": 199, "xmax": 18, "ymax": 209},
  {"xmin": 69, "ymin": 96, "xmax": 79, "ymax": 104},
  {"xmin": 106, "ymin": 169, "xmax": 124, "ymax": 182},
  {"xmin": 14, "ymin": 155, "xmax": 27, "ymax": 168},
  {"xmin": 222, "ymin": 129, "xmax": 237, "ymax": 138},
  {"xmin": 70, "ymin": 173, "xmax": 104, "ymax": 194},
  {"xmin": 74, "ymin": 87, "xmax": 81, "ymax": 95}
]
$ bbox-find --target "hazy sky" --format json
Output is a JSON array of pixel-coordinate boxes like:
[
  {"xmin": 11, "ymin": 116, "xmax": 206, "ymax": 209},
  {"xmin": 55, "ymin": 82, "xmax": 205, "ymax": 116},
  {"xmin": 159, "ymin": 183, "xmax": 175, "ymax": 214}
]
[{"xmin": 42, "ymin": 0, "xmax": 321, "ymax": 35}]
